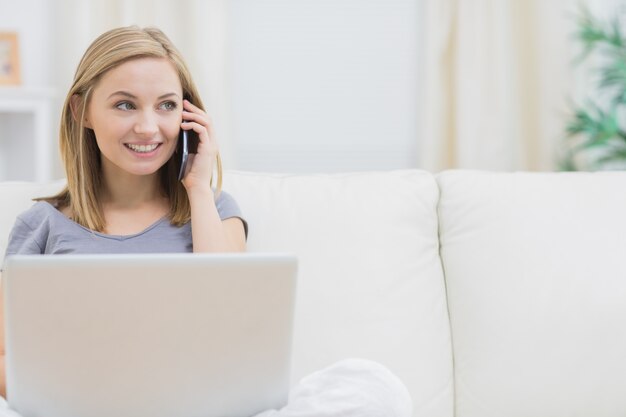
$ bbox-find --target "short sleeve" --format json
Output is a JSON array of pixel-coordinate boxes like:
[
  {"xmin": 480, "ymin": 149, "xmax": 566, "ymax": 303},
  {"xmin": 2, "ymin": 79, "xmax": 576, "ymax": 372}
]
[
  {"xmin": 215, "ymin": 190, "xmax": 248, "ymax": 238},
  {"xmin": 2, "ymin": 217, "xmax": 46, "ymax": 271}
]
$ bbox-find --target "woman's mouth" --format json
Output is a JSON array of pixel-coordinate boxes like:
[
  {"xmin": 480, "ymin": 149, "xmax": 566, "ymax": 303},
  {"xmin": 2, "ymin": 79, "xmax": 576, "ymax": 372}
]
[{"xmin": 124, "ymin": 143, "xmax": 161, "ymax": 153}]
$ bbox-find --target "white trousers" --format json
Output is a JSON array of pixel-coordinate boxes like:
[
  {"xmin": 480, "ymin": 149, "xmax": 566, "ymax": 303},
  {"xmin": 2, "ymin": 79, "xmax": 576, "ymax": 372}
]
[{"xmin": 0, "ymin": 359, "xmax": 412, "ymax": 417}]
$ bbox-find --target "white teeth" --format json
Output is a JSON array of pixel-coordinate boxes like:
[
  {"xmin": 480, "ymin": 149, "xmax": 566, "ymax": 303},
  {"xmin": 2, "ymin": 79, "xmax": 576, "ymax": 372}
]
[{"xmin": 126, "ymin": 143, "xmax": 159, "ymax": 153}]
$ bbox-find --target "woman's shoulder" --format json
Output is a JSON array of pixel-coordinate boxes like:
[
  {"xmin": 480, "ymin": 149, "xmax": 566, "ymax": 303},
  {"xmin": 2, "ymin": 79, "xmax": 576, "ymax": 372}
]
[
  {"xmin": 215, "ymin": 189, "xmax": 236, "ymax": 203},
  {"xmin": 4, "ymin": 202, "xmax": 59, "ymax": 257},
  {"xmin": 15, "ymin": 201, "xmax": 59, "ymax": 229},
  {"xmin": 214, "ymin": 189, "xmax": 243, "ymax": 216},
  {"xmin": 214, "ymin": 189, "xmax": 248, "ymax": 237}
]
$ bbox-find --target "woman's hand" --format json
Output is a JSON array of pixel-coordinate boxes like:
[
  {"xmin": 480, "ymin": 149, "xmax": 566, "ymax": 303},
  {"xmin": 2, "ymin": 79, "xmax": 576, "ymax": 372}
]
[
  {"xmin": 179, "ymin": 99, "xmax": 218, "ymax": 194},
  {"xmin": 179, "ymin": 101, "xmax": 246, "ymax": 252}
]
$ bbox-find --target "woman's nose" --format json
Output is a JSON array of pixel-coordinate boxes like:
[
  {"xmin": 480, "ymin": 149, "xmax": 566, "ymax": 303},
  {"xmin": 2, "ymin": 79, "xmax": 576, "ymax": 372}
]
[{"xmin": 133, "ymin": 111, "xmax": 159, "ymax": 137}]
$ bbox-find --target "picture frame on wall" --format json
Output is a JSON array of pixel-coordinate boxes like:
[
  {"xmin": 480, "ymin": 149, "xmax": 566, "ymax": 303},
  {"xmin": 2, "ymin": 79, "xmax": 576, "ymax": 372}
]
[{"xmin": 0, "ymin": 32, "xmax": 21, "ymax": 85}]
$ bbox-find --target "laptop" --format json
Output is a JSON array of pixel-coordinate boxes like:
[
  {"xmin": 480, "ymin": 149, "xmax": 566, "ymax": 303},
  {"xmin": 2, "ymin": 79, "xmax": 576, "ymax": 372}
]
[{"xmin": 2, "ymin": 253, "xmax": 297, "ymax": 417}]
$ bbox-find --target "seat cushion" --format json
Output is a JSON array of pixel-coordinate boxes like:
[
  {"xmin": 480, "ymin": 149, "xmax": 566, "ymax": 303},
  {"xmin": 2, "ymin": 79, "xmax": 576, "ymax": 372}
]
[
  {"xmin": 437, "ymin": 170, "xmax": 626, "ymax": 417},
  {"xmin": 223, "ymin": 170, "xmax": 453, "ymax": 417}
]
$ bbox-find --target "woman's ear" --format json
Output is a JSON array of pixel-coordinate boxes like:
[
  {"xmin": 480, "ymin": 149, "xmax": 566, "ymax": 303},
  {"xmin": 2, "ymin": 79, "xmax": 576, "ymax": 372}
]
[{"xmin": 69, "ymin": 94, "xmax": 92, "ymax": 128}]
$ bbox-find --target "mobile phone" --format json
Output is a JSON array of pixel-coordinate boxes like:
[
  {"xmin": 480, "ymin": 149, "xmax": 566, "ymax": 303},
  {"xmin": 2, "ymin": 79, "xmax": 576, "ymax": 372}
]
[{"xmin": 177, "ymin": 127, "xmax": 199, "ymax": 181}]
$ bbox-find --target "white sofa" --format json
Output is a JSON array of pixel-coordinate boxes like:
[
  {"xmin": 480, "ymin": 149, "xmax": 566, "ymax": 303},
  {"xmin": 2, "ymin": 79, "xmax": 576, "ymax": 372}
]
[{"xmin": 1, "ymin": 169, "xmax": 625, "ymax": 417}]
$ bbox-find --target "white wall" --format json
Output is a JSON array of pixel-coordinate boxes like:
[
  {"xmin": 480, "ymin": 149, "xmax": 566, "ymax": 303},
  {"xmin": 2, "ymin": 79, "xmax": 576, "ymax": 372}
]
[
  {"xmin": 3, "ymin": 0, "xmax": 622, "ymax": 179},
  {"xmin": 1, "ymin": 0, "xmax": 419, "ymax": 179},
  {"xmin": 228, "ymin": 0, "xmax": 419, "ymax": 173},
  {"xmin": 0, "ymin": 0, "xmax": 53, "ymax": 87},
  {"xmin": 0, "ymin": 0, "xmax": 58, "ymax": 181}
]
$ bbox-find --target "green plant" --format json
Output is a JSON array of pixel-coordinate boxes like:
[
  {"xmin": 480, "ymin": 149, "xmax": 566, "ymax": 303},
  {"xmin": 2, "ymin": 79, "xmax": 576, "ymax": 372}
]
[{"xmin": 563, "ymin": 7, "xmax": 626, "ymax": 170}]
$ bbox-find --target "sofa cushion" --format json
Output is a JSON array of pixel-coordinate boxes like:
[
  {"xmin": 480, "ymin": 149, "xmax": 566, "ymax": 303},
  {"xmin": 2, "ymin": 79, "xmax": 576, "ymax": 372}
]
[
  {"xmin": 437, "ymin": 170, "xmax": 626, "ymax": 417},
  {"xmin": 223, "ymin": 170, "xmax": 453, "ymax": 417}
]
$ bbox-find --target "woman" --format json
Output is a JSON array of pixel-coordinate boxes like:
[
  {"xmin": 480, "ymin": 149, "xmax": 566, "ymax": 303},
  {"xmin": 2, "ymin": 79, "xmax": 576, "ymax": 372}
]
[
  {"xmin": 5, "ymin": 26, "xmax": 246, "ymax": 255},
  {"xmin": 1, "ymin": 26, "xmax": 411, "ymax": 417}
]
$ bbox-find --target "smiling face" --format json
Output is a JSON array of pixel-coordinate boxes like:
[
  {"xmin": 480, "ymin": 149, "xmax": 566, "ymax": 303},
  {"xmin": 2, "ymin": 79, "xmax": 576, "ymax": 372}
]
[{"xmin": 85, "ymin": 57, "xmax": 183, "ymax": 181}]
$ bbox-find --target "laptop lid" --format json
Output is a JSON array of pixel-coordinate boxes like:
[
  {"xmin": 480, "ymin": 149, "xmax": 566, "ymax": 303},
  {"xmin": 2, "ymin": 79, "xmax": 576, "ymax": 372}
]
[{"xmin": 2, "ymin": 253, "xmax": 297, "ymax": 417}]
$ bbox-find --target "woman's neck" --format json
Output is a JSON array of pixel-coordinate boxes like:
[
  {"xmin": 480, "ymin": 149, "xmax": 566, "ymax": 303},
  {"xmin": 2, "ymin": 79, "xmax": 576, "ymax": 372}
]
[
  {"xmin": 98, "ymin": 169, "xmax": 170, "ymax": 235},
  {"xmin": 100, "ymin": 170, "xmax": 164, "ymax": 209}
]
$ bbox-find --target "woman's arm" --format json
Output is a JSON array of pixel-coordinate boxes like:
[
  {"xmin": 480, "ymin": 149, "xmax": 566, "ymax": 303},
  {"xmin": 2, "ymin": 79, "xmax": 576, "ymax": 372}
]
[
  {"xmin": 179, "ymin": 100, "xmax": 246, "ymax": 252},
  {"xmin": 188, "ymin": 188, "xmax": 246, "ymax": 252}
]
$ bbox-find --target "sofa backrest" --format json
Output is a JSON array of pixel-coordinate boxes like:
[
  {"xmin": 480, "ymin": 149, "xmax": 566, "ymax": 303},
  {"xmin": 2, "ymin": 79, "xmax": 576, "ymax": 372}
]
[
  {"xmin": 437, "ymin": 170, "xmax": 626, "ymax": 417},
  {"xmin": 0, "ymin": 170, "xmax": 454, "ymax": 417},
  {"xmin": 223, "ymin": 170, "xmax": 454, "ymax": 417}
]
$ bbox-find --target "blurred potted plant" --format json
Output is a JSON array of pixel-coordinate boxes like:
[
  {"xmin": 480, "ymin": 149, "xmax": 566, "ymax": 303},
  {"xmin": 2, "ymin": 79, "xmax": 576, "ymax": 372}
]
[{"xmin": 563, "ymin": 7, "xmax": 626, "ymax": 170}]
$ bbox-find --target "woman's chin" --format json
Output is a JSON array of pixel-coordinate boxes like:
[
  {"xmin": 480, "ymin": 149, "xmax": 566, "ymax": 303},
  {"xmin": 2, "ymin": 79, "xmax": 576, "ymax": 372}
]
[{"xmin": 112, "ymin": 164, "xmax": 165, "ymax": 179}]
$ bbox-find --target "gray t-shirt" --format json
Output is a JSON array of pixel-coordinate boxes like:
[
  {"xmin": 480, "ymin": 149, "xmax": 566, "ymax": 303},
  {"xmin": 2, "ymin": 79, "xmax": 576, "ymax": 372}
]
[{"xmin": 3, "ymin": 191, "xmax": 247, "ymax": 265}]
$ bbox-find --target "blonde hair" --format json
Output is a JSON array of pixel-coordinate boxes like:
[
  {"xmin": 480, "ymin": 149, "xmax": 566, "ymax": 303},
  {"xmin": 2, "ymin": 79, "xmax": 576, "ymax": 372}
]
[{"xmin": 40, "ymin": 26, "xmax": 222, "ymax": 231}]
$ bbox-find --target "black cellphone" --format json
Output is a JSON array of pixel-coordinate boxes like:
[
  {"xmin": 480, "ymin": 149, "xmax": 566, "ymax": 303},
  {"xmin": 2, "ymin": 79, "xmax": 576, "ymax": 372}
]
[{"xmin": 177, "ymin": 127, "xmax": 199, "ymax": 181}]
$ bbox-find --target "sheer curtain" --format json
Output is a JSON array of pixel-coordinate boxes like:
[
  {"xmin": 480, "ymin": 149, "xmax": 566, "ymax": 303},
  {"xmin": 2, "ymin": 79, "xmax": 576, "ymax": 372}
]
[
  {"xmin": 49, "ymin": 0, "xmax": 236, "ymax": 169},
  {"xmin": 418, "ymin": 0, "xmax": 578, "ymax": 172}
]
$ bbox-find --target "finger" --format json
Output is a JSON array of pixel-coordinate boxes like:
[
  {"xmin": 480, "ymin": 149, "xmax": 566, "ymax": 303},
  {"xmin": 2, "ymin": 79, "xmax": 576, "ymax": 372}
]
[
  {"xmin": 183, "ymin": 99, "xmax": 205, "ymax": 115},
  {"xmin": 183, "ymin": 111, "xmax": 213, "ymax": 135},
  {"xmin": 182, "ymin": 109, "xmax": 209, "ymax": 126},
  {"xmin": 181, "ymin": 121, "xmax": 218, "ymax": 148},
  {"xmin": 182, "ymin": 107, "xmax": 214, "ymax": 137}
]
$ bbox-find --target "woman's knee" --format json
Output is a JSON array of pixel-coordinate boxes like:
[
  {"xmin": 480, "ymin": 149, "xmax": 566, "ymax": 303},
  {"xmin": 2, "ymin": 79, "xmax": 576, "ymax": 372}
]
[{"xmin": 285, "ymin": 358, "xmax": 413, "ymax": 417}]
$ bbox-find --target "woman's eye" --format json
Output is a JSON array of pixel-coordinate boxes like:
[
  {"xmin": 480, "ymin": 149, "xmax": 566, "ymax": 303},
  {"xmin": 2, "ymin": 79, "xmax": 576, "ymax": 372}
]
[
  {"xmin": 160, "ymin": 101, "xmax": 178, "ymax": 111},
  {"xmin": 115, "ymin": 102, "xmax": 135, "ymax": 111}
]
